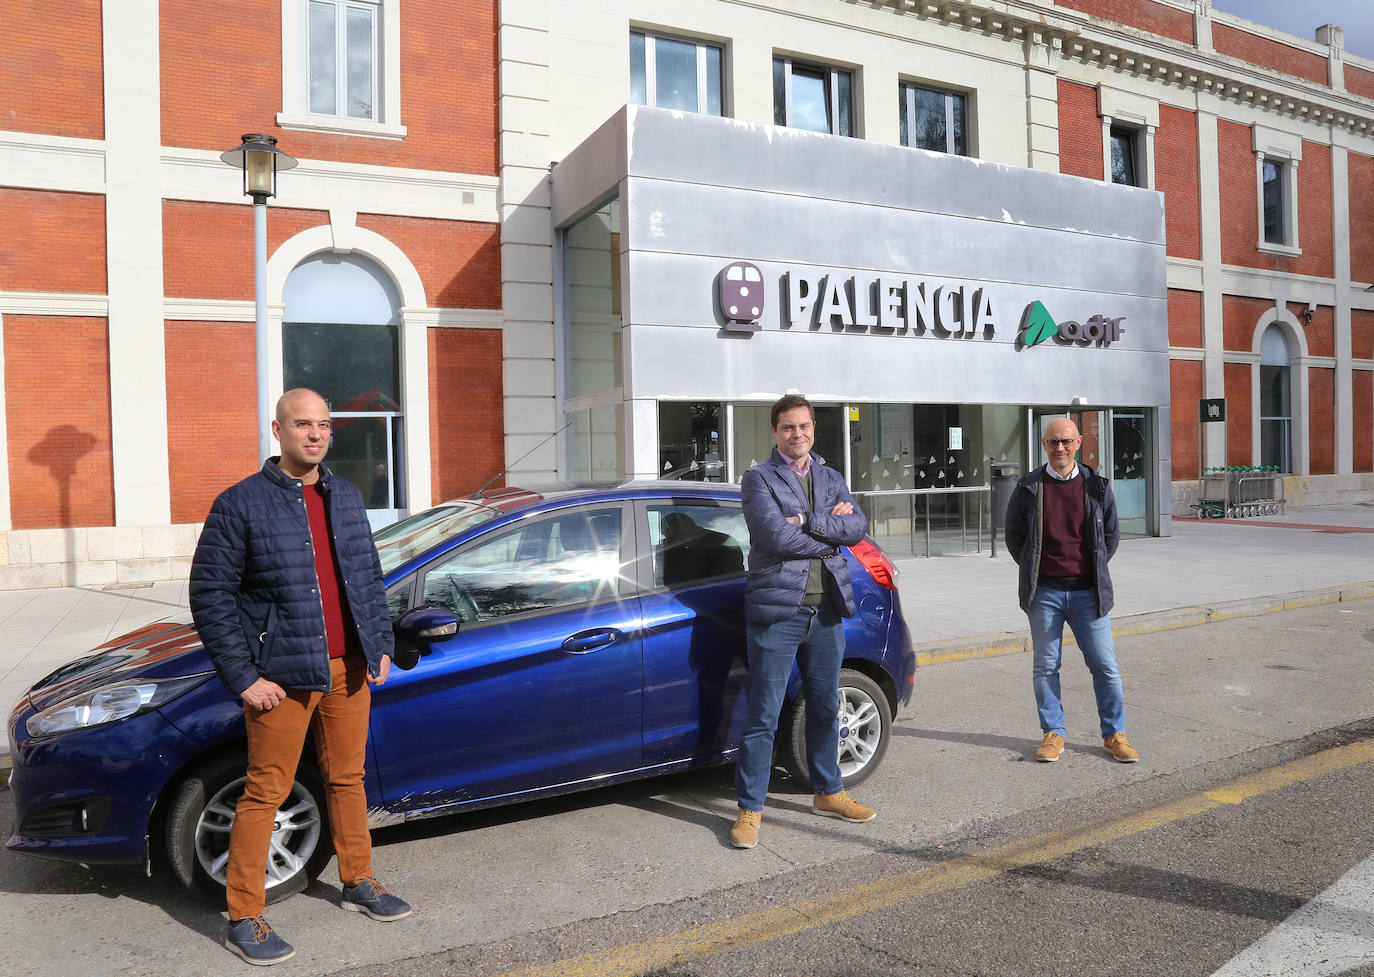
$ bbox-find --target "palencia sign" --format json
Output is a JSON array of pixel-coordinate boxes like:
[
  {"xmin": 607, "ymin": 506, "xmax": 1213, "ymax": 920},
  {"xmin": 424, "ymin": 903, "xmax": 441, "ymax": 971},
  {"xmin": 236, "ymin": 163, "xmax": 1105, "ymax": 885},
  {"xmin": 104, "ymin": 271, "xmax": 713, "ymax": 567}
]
[
  {"xmin": 783, "ymin": 271, "xmax": 997, "ymax": 338},
  {"xmin": 716, "ymin": 263, "xmax": 1127, "ymax": 349}
]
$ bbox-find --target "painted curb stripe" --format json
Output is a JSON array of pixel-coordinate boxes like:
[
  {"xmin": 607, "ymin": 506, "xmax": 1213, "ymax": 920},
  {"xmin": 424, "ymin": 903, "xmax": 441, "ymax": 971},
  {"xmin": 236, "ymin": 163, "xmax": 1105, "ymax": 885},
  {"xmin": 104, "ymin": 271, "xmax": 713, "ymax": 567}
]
[{"xmin": 497, "ymin": 739, "xmax": 1374, "ymax": 977}]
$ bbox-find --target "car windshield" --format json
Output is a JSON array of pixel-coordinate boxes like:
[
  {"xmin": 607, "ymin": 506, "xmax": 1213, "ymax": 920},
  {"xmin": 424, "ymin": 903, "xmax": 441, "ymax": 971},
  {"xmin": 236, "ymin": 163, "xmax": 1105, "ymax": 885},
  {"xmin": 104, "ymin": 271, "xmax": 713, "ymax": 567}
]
[{"xmin": 374, "ymin": 503, "xmax": 501, "ymax": 574}]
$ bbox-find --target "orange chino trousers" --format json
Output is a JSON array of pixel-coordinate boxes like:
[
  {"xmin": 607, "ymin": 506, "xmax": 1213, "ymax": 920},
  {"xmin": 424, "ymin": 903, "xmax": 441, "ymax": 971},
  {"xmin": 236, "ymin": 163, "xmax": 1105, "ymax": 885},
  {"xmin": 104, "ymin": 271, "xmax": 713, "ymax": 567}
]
[{"xmin": 225, "ymin": 655, "xmax": 374, "ymax": 921}]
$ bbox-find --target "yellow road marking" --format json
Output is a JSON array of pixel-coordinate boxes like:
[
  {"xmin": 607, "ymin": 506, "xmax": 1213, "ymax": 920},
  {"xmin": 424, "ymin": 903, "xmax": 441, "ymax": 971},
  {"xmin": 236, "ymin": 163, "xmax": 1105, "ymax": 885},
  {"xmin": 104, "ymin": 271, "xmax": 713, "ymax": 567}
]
[{"xmin": 497, "ymin": 738, "xmax": 1374, "ymax": 977}]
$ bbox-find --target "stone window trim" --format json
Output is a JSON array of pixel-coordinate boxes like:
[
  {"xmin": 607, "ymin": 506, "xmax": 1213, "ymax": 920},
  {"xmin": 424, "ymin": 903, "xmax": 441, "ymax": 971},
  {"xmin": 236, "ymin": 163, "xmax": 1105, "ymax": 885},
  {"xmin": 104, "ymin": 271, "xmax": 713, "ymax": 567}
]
[
  {"xmin": 278, "ymin": 0, "xmax": 407, "ymax": 140},
  {"xmin": 1253, "ymin": 125, "xmax": 1303, "ymax": 256},
  {"xmin": 1096, "ymin": 85, "xmax": 1157, "ymax": 190},
  {"xmin": 898, "ymin": 79, "xmax": 971, "ymax": 156},
  {"xmin": 773, "ymin": 54, "xmax": 858, "ymax": 138},
  {"xmin": 630, "ymin": 29, "xmax": 727, "ymax": 117}
]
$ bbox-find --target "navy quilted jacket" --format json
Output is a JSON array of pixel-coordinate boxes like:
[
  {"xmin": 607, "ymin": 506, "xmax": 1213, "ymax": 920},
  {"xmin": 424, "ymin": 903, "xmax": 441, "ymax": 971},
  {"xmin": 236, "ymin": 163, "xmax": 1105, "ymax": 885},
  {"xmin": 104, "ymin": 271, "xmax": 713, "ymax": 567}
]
[
  {"xmin": 189, "ymin": 458, "xmax": 394, "ymax": 697},
  {"xmin": 741, "ymin": 448, "xmax": 868, "ymax": 625}
]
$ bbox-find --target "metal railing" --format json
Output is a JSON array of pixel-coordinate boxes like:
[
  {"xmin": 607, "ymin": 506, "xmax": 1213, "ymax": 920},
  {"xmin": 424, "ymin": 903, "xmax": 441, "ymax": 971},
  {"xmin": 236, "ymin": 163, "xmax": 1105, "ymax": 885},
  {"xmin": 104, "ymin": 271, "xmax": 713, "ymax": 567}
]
[{"xmin": 852, "ymin": 486, "xmax": 991, "ymax": 557}]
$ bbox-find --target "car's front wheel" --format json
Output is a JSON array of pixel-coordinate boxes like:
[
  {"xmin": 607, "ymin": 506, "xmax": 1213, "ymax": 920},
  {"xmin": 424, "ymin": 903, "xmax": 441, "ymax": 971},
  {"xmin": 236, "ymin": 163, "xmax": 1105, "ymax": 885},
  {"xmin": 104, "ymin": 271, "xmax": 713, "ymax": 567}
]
[
  {"xmin": 164, "ymin": 753, "xmax": 332, "ymax": 905},
  {"xmin": 778, "ymin": 667, "xmax": 893, "ymax": 790}
]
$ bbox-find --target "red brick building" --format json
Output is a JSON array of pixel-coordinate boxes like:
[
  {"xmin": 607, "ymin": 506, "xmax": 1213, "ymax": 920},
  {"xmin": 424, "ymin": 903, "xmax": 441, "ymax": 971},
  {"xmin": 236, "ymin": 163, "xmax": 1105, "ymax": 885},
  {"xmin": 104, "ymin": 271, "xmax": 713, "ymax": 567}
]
[
  {"xmin": 1, "ymin": 0, "xmax": 504, "ymax": 586},
  {"xmin": 3, "ymin": 0, "xmax": 1374, "ymax": 585}
]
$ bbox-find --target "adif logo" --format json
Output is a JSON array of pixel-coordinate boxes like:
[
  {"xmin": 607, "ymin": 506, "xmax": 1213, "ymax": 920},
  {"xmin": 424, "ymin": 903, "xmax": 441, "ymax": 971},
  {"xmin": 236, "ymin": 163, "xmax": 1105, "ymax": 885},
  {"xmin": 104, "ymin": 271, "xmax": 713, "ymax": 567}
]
[
  {"xmin": 717, "ymin": 262, "xmax": 764, "ymax": 332},
  {"xmin": 1018, "ymin": 301, "xmax": 1125, "ymax": 350}
]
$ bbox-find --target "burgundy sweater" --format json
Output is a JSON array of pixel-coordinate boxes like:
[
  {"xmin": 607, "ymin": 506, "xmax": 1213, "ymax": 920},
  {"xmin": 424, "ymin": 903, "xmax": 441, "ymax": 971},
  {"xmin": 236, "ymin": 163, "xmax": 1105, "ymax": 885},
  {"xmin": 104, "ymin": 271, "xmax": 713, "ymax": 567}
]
[{"xmin": 1039, "ymin": 470, "xmax": 1090, "ymax": 579}]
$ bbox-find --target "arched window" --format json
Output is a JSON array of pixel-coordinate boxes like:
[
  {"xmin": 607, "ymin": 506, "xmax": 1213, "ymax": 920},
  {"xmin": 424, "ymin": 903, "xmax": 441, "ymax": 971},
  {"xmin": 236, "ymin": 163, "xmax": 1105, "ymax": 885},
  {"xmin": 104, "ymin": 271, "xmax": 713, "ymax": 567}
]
[
  {"xmin": 283, "ymin": 253, "xmax": 404, "ymax": 519},
  {"xmin": 1259, "ymin": 324, "xmax": 1291, "ymax": 473}
]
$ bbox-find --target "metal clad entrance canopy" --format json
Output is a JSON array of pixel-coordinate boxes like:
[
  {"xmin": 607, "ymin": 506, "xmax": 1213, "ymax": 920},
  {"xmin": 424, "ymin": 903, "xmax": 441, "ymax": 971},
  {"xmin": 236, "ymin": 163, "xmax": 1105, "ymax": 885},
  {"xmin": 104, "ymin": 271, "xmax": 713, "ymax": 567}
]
[{"xmin": 552, "ymin": 105, "xmax": 1172, "ymax": 529}]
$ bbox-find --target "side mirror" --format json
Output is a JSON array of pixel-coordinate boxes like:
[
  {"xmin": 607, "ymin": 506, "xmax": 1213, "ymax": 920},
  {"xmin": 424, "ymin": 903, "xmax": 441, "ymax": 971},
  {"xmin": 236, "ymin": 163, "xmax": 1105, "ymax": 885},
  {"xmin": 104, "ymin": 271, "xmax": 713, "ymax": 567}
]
[{"xmin": 391, "ymin": 605, "xmax": 459, "ymax": 670}]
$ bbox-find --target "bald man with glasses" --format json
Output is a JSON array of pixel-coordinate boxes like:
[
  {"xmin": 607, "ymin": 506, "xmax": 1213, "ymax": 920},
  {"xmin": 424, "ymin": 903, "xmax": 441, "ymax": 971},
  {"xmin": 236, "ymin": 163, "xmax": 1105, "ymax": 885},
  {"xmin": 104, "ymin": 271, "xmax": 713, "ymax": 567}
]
[{"xmin": 1003, "ymin": 417, "xmax": 1138, "ymax": 764}]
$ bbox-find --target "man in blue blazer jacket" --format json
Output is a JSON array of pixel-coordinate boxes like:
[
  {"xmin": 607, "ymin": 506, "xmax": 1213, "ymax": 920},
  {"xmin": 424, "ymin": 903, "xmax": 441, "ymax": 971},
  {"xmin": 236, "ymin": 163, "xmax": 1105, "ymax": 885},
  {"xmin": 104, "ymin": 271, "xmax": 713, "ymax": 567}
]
[{"xmin": 730, "ymin": 394, "xmax": 877, "ymax": 849}]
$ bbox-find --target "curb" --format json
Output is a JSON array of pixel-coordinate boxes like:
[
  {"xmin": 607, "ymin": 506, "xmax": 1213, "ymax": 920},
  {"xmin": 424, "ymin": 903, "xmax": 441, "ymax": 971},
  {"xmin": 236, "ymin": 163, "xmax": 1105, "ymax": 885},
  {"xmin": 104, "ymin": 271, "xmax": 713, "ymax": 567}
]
[{"xmin": 914, "ymin": 580, "xmax": 1374, "ymax": 667}]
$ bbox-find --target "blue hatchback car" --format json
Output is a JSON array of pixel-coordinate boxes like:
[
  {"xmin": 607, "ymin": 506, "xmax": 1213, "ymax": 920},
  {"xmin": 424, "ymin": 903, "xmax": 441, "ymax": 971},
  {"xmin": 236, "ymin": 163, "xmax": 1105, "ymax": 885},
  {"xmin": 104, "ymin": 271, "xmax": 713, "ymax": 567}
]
[{"xmin": 6, "ymin": 481, "xmax": 915, "ymax": 903}]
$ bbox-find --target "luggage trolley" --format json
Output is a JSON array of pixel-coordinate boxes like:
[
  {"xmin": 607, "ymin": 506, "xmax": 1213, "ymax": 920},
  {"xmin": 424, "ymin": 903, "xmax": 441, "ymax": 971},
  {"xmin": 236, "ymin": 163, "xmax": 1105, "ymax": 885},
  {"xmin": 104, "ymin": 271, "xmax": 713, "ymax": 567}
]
[
  {"xmin": 1194, "ymin": 466, "xmax": 1284, "ymax": 518},
  {"xmin": 1193, "ymin": 467, "xmax": 1229, "ymax": 518},
  {"xmin": 1231, "ymin": 466, "xmax": 1284, "ymax": 517}
]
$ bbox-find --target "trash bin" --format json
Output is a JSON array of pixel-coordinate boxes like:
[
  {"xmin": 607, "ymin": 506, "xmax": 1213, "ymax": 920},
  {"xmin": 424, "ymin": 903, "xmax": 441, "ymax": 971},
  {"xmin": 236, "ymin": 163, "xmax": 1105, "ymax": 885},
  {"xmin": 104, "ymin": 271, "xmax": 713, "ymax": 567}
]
[
  {"xmin": 989, "ymin": 461, "xmax": 1020, "ymax": 529},
  {"xmin": 988, "ymin": 460, "xmax": 1021, "ymax": 557}
]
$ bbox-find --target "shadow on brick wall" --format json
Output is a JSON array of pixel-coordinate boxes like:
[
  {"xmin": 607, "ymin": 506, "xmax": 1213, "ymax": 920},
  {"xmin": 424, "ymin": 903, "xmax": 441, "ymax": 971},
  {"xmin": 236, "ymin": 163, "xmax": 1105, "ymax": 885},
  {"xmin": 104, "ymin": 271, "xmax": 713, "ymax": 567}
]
[{"xmin": 27, "ymin": 424, "xmax": 98, "ymax": 533}]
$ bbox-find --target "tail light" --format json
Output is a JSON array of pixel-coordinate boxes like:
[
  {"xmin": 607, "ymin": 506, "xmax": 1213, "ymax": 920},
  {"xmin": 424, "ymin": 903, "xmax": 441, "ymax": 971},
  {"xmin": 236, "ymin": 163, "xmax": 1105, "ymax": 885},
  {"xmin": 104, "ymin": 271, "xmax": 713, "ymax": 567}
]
[{"xmin": 848, "ymin": 537, "xmax": 897, "ymax": 590}]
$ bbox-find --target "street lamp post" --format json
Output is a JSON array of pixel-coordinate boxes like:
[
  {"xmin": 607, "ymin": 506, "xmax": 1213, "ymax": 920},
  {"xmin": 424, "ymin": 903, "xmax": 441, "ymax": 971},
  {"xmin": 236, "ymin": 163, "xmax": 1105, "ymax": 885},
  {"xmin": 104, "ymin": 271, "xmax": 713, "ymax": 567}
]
[{"xmin": 220, "ymin": 133, "xmax": 297, "ymax": 462}]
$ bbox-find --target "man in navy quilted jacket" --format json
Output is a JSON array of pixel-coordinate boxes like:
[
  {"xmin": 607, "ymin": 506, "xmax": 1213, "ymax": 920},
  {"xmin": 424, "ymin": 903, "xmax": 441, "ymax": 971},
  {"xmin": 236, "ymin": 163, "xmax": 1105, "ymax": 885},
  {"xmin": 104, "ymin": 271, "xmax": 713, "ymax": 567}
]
[
  {"xmin": 190, "ymin": 388, "xmax": 410, "ymax": 966},
  {"xmin": 730, "ymin": 394, "xmax": 876, "ymax": 850}
]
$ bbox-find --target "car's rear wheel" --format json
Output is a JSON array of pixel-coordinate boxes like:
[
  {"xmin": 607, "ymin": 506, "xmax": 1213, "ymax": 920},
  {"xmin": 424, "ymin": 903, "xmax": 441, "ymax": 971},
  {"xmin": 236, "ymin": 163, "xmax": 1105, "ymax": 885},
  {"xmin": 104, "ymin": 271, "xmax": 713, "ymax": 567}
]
[
  {"xmin": 778, "ymin": 667, "xmax": 892, "ymax": 789},
  {"xmin": 164, "ymin": 753, "xmax": 332, "ymax": 905}
]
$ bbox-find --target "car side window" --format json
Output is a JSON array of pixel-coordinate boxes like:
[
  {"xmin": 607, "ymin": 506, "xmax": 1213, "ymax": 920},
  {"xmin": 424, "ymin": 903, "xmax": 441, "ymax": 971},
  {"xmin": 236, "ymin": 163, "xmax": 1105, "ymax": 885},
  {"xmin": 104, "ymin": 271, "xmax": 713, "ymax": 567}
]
[
  {"xmin": 421, "ymin": 506, "xmax": 622, "ymax": 623},
  {"xmin": 648, "ymin": 504, "xmax": 748, "ymax": 588},
  {"xmin": 386, "ymin": 583, "xmax": 412, "ymax": 623}
]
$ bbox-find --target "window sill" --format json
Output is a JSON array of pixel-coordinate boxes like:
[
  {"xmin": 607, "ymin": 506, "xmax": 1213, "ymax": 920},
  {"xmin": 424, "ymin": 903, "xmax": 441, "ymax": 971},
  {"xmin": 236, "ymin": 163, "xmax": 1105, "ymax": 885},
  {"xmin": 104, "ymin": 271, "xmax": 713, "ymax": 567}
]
[
  {"xmin": 276, "ymin": 112, "xmax": 407, "ymax": 140},
  {"xmin": 1257, "ymin": 241, "xmax": 1302, "ymax": 257}
]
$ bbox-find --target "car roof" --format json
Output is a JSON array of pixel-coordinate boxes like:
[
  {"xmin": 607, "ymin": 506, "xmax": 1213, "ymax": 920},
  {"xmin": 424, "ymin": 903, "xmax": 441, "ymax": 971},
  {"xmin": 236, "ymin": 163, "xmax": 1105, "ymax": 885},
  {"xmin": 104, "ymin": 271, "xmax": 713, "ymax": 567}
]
[{"xmin": 454, "ymin": 479, "xmax": 742, "ymax": 517}]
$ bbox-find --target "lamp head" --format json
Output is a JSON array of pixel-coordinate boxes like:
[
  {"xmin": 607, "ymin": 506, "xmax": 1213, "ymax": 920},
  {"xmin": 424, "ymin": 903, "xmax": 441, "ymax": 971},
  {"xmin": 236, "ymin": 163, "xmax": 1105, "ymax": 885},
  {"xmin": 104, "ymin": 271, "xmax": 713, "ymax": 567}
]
[{"xmin": 220, "ymin": 133, "xmax": 297, "ymax": 203}]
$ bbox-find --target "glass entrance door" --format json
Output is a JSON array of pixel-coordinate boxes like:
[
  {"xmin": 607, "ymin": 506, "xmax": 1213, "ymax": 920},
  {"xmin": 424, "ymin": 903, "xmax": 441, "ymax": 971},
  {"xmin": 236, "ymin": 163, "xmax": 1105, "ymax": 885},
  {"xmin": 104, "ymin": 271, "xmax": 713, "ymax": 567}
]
[
  {"xmin": 1111, "ymin": 411, "xmax": 1149, "ymax": 537},
  {"xmin": 1032, "ymin": 407, "xmax": 1151, "ymax": 539}
]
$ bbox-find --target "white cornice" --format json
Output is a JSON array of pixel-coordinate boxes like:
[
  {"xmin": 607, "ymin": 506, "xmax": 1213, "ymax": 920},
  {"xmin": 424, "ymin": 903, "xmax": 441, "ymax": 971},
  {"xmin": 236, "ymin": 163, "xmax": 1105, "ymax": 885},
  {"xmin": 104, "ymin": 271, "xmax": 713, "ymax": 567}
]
[
  {"xmin": 1214, "ymin": 266, "xmax": 1340, "ymax": 305},
  {"xmin": 0, "ymin": 132, "xmax": 106, "ymax": 194},
  {"xmin": 0, "ymin": 293, "xmax": 506, "ymax": 326},
  {"xmin": 853, "ymin": 1, "xmax": 1374, "ymax": 137},
  {"xmin": 161, "ymin": 148, "xmax": 500, "ymax": 223},
  {"xmin": 0, "ymin": 130, "xmax": 500, "ymax": 223},
  {"xmin": 163, "ymin": 299, "xmax": 260, "ymax": 322},
  {"xmin": 0, "ymin": 291, "xmax": 109, "ymax": 316},
  {"xmin": 406, "ymin": 308, "xmax": 505, "ymax": 329}
]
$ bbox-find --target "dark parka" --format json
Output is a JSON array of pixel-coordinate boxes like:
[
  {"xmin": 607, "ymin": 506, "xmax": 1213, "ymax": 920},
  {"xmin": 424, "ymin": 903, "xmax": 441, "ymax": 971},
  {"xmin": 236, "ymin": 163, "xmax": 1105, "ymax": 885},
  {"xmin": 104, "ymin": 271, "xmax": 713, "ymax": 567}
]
[
  {"xmin": 1003, "ymin": 462, "xmax": 1119, "ymax": 617},
  {"xmin": 189, "ymin": 458, "xmax": 395, "ymax": 697},
  {"xmin": 741, "ymin": 448, "xmax": 868, "ymax": 625}
]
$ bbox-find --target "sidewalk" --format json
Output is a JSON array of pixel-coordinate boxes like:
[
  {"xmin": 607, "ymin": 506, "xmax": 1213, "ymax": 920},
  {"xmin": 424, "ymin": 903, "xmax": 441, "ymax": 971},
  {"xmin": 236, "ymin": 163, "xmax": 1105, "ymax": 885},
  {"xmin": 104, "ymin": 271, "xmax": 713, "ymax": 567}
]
[
  {"xmin": 2, "ymin": 504, "xmax": 1373, "ymax": 758},
  {"xmin": 896, "ymin": 502, "xmax": 1374, "ymax": 663}
]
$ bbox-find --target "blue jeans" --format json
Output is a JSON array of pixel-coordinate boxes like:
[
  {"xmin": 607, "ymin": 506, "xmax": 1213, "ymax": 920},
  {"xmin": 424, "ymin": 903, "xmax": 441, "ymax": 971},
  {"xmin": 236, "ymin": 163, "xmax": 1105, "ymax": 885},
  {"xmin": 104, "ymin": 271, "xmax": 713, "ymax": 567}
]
[
  {"xmin": 1028, "ymin": 585, "xmax": 1125, "ymax": 740},
  {"xmin": 735, "ymin": 605, "xmax": 845, "ymax": 811}
]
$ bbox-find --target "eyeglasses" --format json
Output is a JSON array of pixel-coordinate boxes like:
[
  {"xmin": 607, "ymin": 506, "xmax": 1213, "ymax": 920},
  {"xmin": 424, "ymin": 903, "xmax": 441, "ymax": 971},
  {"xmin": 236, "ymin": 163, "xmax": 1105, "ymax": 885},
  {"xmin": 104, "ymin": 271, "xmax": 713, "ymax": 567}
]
[{"xmin": 1042, "ymin": 438, "xmax": 1080, "ymax": 448}]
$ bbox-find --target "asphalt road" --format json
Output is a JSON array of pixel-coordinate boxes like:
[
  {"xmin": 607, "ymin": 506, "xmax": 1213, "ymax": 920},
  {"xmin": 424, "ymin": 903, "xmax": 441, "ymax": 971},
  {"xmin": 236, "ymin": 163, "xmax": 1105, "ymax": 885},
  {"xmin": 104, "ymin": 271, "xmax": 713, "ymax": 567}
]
[{"xmin": 4, "ymin": 599, "xmax": 1374, "ymax": 977}]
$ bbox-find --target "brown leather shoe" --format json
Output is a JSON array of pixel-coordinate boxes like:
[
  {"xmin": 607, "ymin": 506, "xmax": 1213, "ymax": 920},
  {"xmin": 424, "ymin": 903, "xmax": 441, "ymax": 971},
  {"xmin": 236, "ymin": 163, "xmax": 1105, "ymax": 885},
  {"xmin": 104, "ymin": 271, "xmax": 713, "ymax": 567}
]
[
  {"xmin": 730, "ymin": 809, "xmax": 762, "ymax": 849},
  {"xmin": 1035, "ymin": 732, "xmax": 1065, "ymax": 762},
  {"xmin": 1104, "ymin": 732, "xmax": 1139, "ymax": 763},
  {"xmin": 812, "ymin": 790, "xmax": 876, "ymax": 822}
]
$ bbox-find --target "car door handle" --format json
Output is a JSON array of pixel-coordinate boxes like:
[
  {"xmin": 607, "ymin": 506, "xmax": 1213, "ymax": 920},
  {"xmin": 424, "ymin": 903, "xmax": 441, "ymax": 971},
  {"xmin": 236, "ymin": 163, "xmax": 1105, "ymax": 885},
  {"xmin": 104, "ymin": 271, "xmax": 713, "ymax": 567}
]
[{"xmin": 561, "ymin": 629, "xmax": 623, "ymax": 654}]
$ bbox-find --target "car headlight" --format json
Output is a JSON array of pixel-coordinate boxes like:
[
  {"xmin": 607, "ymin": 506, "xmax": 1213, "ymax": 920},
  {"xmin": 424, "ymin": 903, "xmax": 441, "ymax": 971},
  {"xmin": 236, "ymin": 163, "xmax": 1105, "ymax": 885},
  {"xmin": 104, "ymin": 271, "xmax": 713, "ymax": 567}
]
[{"xmin": 26, "ymin": 673, "xmax": 214, "ymax": 738}]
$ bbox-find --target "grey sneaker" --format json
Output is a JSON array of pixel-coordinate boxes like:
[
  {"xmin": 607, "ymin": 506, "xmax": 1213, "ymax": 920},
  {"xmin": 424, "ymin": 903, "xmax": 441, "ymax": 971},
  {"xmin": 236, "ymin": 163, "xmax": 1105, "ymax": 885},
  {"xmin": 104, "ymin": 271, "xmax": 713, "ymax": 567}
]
[
  {"xmin": 225, "ymin": 916, "xmax": 294, "ymax": 966},
  {"xmin": 341, "ymin": 877, "xmax": 412, "ymax": 921}
]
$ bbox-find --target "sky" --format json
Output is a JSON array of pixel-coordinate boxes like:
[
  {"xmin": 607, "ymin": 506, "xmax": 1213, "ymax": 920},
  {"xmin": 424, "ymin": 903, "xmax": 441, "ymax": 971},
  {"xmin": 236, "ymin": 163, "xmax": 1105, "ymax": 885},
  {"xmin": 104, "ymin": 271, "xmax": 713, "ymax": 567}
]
[{"xmin": 1210, "ymin": 0, "xmax": 1374, "ymax": 63}]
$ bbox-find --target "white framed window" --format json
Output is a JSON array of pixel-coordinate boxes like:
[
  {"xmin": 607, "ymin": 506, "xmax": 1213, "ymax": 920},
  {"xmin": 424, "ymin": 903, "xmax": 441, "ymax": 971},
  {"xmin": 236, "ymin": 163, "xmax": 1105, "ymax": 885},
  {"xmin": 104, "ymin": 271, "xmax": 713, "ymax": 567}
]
[
  {"xmin": 899, "ymin": 82, "xmax": 967, "ymax": 155},
  {"xmin": 773, "ymin": 56, "xmax": 855, "ymax": 137},
  {"xmin": 630, "ymin": 31, "xmax": 724, "ymax": 116},
  {"xmin": 1109, "ymin": 126, "xmax": 1141, "ymax": 186},
  {"xmin": 1253, "ymin": 125, "xmax": 1301, "ymax": 255},
  {"xmin": 278, "ymin": 0, "xmax": 406, "ymax": 139},
  {"xmin": 1096, "ymin": 85, "xmax": 1156, "ymax": 189}
]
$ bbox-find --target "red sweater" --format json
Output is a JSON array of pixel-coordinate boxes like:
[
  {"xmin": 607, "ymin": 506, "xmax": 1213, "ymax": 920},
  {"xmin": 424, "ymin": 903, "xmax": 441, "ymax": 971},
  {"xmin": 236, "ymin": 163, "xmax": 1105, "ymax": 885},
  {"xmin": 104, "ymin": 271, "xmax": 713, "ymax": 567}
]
[{"xmin": 304, "ymin": 482, "xmax": 364, "ymax": 660}]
